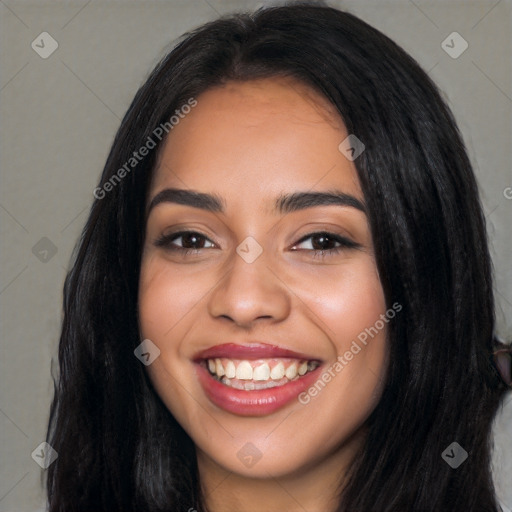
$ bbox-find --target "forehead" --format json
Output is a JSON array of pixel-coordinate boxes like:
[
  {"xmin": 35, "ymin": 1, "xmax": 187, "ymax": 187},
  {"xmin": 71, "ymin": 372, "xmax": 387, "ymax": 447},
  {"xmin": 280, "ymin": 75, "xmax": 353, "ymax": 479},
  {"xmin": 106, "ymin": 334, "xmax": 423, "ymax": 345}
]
[{"xmin": 150, "ymin": 77, "xmax": 362, "ymax": 213}]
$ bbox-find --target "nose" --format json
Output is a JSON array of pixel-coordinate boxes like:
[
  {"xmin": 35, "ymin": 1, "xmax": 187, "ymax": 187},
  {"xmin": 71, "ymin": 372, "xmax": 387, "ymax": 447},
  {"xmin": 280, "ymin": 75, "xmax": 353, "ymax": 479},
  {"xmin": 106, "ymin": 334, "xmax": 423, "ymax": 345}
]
[{"xmin": 207, "ymin": 247, "xmax": 291, "ymax": 329}]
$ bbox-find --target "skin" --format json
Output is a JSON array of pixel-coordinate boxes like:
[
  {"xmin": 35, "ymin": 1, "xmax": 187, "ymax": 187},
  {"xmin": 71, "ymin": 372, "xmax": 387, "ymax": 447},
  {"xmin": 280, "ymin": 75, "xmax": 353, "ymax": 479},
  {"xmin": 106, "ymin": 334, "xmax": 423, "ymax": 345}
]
[{"xmin": 138, "ymin": 77, "xmax": 389, "ymax": 512}]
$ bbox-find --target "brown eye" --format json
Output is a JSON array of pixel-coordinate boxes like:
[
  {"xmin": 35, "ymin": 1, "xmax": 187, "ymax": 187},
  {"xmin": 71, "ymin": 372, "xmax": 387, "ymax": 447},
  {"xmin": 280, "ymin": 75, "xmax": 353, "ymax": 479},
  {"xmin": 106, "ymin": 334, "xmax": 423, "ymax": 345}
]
[
  {"xmin": 291, "ymin": 231, "xmax": 360, "ymax": 258},
  {"xmin": 154, "ymin": 231, "xmax": 215, "ymax": 253}
]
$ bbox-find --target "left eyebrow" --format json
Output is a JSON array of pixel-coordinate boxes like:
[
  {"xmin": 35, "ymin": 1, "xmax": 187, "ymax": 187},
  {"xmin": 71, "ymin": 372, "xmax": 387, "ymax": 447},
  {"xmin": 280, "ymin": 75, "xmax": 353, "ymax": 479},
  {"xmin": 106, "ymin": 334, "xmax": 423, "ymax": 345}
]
[
  {"xmin": 147, "ymin": 188, "xmax": 366, "ymax": 215},
  {"xmin": 273, "ymin": 190, "xmax": 366, "ymax": 215}
]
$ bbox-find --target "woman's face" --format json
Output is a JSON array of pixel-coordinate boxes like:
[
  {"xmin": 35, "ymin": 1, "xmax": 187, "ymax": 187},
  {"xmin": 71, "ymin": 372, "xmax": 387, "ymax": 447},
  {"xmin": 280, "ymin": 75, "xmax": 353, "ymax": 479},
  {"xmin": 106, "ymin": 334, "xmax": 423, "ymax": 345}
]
[{"xmin": 138, "ymin": 77, "xmax": 389, "ymax": 480}]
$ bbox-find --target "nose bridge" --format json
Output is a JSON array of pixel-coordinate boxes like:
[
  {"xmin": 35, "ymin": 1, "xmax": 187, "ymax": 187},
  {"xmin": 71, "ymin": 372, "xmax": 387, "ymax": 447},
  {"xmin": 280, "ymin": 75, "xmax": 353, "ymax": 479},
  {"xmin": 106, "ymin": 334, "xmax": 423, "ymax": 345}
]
[{"xmin": 207, "ymin": 240, "xmax": 291, "ymax": 327}]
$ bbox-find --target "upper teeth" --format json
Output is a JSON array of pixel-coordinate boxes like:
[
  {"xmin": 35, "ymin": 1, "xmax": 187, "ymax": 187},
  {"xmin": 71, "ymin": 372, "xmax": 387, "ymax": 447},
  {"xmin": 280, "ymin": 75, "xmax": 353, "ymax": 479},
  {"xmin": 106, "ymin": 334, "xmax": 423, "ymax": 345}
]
[{"xmin": 206, "ymin": 358, "xmax": 318, "ymax": 381}]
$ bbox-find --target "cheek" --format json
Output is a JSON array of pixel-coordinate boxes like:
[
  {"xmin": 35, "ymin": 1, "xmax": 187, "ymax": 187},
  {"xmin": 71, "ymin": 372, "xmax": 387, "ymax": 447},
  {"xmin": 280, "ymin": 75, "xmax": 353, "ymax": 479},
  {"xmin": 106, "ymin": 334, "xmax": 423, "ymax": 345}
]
[
  {"xmin": 137, "ymin": 258, "xmax": 201, "ymax": 424},
  {"xmin": 138, "ymin": 259, "xmax": 189, "ymax": 379},
  {"xmin": 324, "ymin": 266, "xmax": 386, "ymax": 347},
  {"xmin": 288, "ymin": 258, "xmax": 387, "ymax": 348},
  {"xmin": 292, "ymin": 259, "xmax": 389, "ymax": 398},
  {"xmin": 138, "ymin": 256, "xmax": 212, "ymax": 340}
]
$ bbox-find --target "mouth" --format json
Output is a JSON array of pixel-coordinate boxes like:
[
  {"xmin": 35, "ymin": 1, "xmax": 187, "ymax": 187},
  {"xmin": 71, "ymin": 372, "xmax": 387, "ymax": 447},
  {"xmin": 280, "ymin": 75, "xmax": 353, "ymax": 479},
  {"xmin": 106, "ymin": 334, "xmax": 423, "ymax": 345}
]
[{"xmin": 193, "ymin": 343, "xmax": 323, "ymax": 416}]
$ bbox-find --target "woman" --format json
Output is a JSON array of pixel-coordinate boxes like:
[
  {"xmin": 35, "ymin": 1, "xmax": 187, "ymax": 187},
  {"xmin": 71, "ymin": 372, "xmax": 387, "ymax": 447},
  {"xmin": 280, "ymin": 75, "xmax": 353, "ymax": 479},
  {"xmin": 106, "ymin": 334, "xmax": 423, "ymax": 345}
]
[{"xmin": 45, "ymin": 2, "xmax": 511, "ymax": 511}]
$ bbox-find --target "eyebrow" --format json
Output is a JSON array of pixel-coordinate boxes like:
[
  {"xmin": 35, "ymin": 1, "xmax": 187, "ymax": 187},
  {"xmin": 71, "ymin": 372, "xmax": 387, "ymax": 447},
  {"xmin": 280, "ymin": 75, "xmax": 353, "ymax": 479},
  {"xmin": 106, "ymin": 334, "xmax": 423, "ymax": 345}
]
[{"xmin": 147, "ymin": 188, "xmax": 366, "ymax": 215}]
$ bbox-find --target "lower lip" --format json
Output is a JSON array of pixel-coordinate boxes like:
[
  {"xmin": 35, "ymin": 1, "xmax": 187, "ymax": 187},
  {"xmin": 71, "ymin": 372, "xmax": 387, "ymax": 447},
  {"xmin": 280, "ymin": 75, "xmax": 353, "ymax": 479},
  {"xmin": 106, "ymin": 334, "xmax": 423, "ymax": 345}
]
[{"xmin": 195, "ymin": 363, "xmax": 323, "ymax": 416}]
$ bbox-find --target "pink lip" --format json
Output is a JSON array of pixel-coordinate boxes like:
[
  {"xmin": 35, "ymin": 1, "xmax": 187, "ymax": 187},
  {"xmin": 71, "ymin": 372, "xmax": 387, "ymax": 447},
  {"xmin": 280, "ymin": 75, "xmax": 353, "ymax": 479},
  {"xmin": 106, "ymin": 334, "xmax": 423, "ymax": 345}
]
[
  {"xmin": 194, "ymin": 342, "xmax": 319, "ymax": 361},
  {"xmin": 193, "ymin": 343, "xmax": 323, "ymax": 416},
  {"xmin": 195, "ymin": 364, "xmax": 322, "ymax": 416}
]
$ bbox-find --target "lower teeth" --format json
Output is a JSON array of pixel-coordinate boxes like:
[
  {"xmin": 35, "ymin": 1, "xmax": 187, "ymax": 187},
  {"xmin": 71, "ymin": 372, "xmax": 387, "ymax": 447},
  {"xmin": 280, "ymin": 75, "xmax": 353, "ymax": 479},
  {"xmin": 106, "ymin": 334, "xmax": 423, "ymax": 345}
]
[{"xmin": 215, "ymin": 374, "xmax": 301, "ymax": 391}]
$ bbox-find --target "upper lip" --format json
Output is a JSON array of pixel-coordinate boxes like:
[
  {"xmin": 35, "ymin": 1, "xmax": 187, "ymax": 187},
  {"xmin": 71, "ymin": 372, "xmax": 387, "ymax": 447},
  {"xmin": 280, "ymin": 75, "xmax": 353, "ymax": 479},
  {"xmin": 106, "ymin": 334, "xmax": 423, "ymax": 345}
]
[{"xmin": 193, "ymin": 342, "xmax": 322, "ymax": 362}]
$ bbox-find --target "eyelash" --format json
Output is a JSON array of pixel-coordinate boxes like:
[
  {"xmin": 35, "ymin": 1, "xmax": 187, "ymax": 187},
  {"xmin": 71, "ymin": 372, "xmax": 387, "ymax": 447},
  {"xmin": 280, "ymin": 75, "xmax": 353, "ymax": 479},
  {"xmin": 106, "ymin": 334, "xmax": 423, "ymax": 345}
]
[{"xmin": 154, "ymin": 230, "xmax": 360, "ymax": 259}]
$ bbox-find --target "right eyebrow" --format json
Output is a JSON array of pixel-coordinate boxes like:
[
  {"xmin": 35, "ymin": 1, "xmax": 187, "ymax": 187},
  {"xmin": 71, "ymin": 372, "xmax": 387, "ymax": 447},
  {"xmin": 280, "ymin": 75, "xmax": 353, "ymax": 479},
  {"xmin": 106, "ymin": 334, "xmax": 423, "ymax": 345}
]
[{"xmin": 148, "ymin": 188, "xmax": 225, "ymax": 214}]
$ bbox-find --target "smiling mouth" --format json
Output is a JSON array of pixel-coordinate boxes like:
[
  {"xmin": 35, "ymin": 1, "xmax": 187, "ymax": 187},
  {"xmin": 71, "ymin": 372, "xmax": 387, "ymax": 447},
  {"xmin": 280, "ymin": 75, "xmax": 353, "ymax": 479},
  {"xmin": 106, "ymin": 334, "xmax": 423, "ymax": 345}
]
[
  {"xmin": 194, "ymin": 343, "xmax": 325, "ymax": 415},
  {"xmin": 201, "ymin": 357, "xmax": 321, "ymax": 391}
]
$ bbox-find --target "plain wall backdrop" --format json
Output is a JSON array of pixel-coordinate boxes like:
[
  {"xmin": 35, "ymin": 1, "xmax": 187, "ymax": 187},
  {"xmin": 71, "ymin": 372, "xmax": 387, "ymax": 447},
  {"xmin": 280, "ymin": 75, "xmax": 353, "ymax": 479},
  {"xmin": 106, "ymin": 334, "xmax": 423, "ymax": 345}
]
[{"xmin": 1, "ymin": 1, "xmax": 511, "ymax": 511}]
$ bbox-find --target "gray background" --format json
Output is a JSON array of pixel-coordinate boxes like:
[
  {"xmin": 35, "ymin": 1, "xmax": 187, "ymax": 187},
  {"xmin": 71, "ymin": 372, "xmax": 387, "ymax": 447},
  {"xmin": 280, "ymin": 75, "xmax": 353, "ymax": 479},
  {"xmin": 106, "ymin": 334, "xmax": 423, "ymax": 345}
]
[{"xmin": 1, "ymin": 1, "xmax": 511, "ymax": 510}]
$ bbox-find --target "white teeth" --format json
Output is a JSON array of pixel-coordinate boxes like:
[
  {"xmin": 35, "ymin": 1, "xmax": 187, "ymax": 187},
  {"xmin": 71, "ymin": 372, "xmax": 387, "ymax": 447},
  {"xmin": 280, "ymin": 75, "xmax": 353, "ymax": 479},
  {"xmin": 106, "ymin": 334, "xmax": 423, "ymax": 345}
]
[
  {"xmin": 220, "ymin": 376, "xmax": 280, "ymax": 390},
  {"xmin": 285, "ymin": 363, "xmax": 298, "ymax": 380},
  {"xmin": 215, "ymin": 359, "xmax": 225, "ymax": 377},
  {"xmin": 228, "ymin": 379, "xmax": 244, "ymax": 390},
  {"xmin": 236, "ymin": 361, "xmax": 253, "ymax": 380},
  {"xmin": 205, "ymin": 358, "xmax": 320, "ymax": 387},
  {"xmin": 225, "ymin": 360, "xmax": 236, "ymax": 379},
  {"xmin": 270, "ymin": 362, "xmax": 285, "ymax": 380},
  {"xmin": 253, "ymin": 363, "xmax": 270, "ymax": 381}
]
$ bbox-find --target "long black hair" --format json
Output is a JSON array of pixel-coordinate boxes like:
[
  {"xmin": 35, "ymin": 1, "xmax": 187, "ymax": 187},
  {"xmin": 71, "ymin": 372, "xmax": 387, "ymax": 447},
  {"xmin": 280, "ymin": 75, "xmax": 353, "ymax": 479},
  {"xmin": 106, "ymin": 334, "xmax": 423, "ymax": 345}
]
[{"xmin": 45, "ymin": 2, "xmax": 510, "ymax": 511}]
